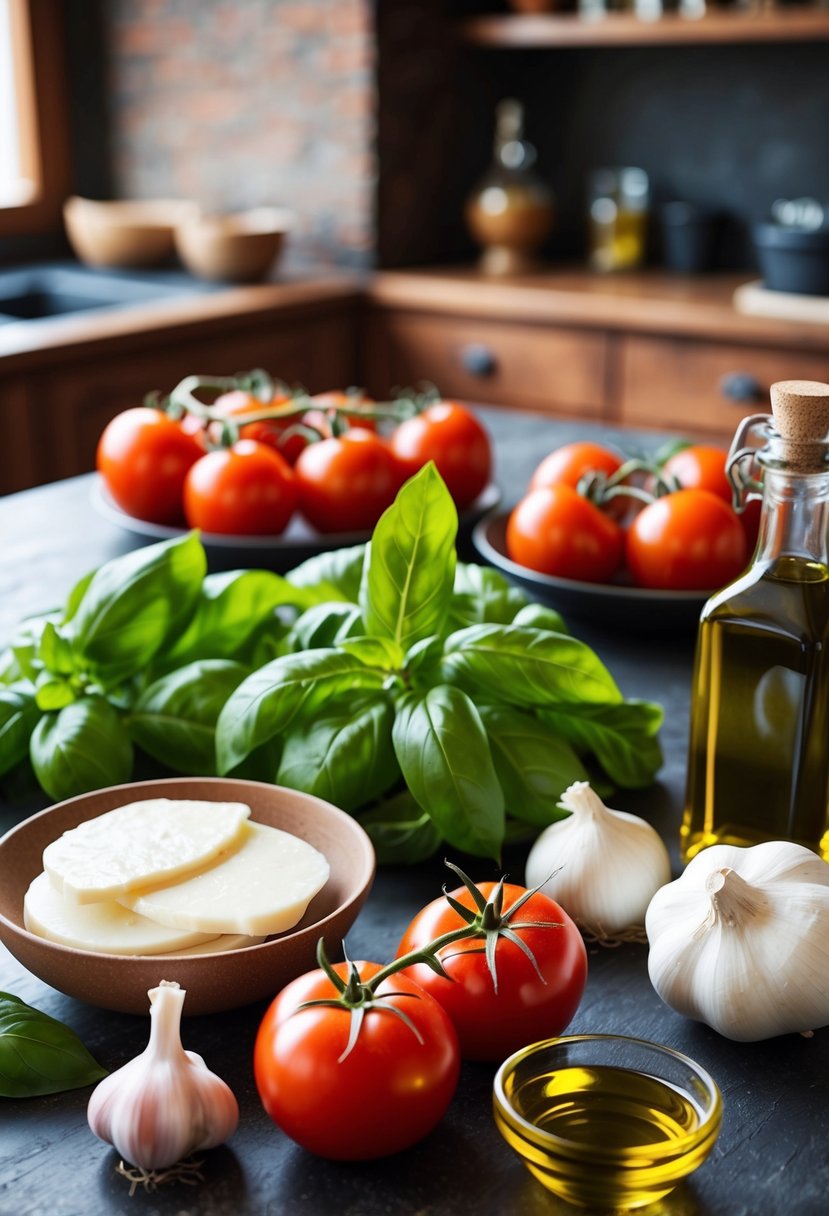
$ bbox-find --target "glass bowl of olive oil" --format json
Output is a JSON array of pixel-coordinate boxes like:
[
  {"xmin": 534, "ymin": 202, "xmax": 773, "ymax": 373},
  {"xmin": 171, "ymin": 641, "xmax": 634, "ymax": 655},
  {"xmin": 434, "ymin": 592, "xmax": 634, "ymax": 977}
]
[{"xmin": 493, "ymin": 1034, "xmax": 722, "ymax": 1210}]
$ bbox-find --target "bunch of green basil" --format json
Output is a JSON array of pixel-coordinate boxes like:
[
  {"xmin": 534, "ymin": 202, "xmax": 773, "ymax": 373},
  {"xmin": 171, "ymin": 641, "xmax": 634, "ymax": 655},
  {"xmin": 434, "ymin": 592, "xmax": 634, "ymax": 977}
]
[{"xmin": 0, "ymin": 464, "xmax": 662, "ymax": 861}]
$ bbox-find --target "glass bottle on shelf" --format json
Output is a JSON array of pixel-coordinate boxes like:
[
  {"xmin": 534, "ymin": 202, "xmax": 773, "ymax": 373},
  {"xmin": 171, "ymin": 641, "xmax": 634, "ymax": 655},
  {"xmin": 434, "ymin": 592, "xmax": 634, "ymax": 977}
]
[
  {"xmin": 465, "ymin": 99, "xmax": 555, "ymax": 276},
  {"xmin": 682, "ymin": 380, "xmax": 829, "ymax": 863}
]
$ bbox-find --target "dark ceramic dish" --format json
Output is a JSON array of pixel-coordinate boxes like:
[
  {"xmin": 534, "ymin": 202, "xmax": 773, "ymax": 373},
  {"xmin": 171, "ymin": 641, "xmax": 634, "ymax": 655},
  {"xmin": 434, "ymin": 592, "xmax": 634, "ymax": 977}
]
[{"xmin": 753, "ymin": 222, "xmax": 829, "ymax": 296}]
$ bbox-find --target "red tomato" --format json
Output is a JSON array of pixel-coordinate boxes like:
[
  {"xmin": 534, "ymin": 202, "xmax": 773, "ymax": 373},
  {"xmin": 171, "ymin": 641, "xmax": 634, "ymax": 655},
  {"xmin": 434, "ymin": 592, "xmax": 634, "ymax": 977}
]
[
  {"xmin": 506, "ymin": 485, "xmax": 624, "ymax": 583},
  {"xmin": 183, "ymin": 439, "xmax": 297, "ymax": 535},
  {"xmin": 661, "ymin": 444, "xmax": 732, "ymax": 502},
  {"xmin": 209, "ymin": 387, "xmax": 307, "ymax": 459},
  {"xmin": 97, "ymin": 407, "xmax": 204, "ymax": 525},
  {"xmin": 626, "ymin": 488, "xmax": 747, "ymax": 590},
  {"xmin": 396, "ymin": 881, "xmax": 587, "ymax": 1062},
  {"xmin": 530, "ymin": 441, "xmax": 623, "ymax": 493},
  {"xmin": 294, "ymin": 428, "xmax": 402, "ymax": 533},
  {"xmin": 309, "ymin": 389, "xmax": 377, "ymax": 433},
  {"xmin": 390, "ymin": 402, "xmax": 492, "ymax": 509},
  {"xmin": 254, "ymin": 960, "xmax": 460, "ymax": 1160}
]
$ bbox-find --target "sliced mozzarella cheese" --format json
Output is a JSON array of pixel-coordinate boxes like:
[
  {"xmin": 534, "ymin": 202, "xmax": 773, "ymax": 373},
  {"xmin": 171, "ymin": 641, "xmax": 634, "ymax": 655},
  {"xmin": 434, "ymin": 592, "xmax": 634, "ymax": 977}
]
[
  {"xmin": 120, "ymin": 821, "xmax": 330, "ymax": 936},
  {"xmin": 43, "ymin": 798, "xmax": 251, "ymax": 904},
  {"xmin": 156, "ymin": 932, "xmax": 267, "ymax": 956},
  {"xmin": 23, "ymin": 871, "xmax": 222, "ymax": 955}
]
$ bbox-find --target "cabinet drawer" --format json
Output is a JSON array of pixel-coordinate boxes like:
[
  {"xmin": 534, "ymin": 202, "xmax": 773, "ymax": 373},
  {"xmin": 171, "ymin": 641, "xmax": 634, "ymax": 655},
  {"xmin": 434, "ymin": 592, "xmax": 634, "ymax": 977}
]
[
  {"xmin": 366, "ymin": 311, "xmax": 609, "ymax": 417},
  {"xmin": 620, "ymin": 336, "xmax": 829, "ymax": 439}
]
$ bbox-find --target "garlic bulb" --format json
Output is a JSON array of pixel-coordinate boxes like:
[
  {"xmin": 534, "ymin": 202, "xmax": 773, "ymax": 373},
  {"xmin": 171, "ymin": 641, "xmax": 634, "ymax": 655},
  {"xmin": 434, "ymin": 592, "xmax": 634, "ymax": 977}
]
[
  {"xmin": 646, "ymin": 840, "xmax": 829, "ymax": 1042},
  {"xmin": 525, "ymin": 781, "xmax": 671, "ymax": 937},
  {"xmin": 87, "ymin": 980, "xmax": 238, "ymax": 1171}
]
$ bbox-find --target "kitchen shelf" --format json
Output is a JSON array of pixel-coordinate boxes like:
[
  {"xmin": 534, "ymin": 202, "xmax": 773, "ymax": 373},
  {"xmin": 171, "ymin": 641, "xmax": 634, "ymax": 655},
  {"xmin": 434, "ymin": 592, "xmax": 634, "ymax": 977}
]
[{"xmin": 459, "ymin": 10, "xmax": 829, "ymax": 49}]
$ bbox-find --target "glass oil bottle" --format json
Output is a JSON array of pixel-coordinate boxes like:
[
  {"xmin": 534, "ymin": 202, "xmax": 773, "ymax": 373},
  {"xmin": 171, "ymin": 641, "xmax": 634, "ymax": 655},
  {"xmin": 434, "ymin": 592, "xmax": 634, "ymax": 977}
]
[{"xmin": 681, "ymin": 380, "xmax": 829, "ymax": 863}]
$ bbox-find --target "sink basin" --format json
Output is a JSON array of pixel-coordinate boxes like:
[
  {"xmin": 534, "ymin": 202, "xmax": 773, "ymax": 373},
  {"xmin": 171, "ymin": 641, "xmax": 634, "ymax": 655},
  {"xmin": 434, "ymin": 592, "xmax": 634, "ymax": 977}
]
[{"xmin": 0, "ymin": 262, "xmax": 218, "ymax": 326}]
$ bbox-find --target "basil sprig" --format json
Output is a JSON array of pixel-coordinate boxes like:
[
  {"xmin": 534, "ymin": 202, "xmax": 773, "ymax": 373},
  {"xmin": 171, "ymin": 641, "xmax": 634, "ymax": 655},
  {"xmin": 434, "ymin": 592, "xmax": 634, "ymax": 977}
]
[
  {"xmin": 0, "ymin": 463, "xmax": 663, "ymax": 861},
  {"xmin": 0, "ymin": 992, "xmax": 107, "ymax": 1098}
]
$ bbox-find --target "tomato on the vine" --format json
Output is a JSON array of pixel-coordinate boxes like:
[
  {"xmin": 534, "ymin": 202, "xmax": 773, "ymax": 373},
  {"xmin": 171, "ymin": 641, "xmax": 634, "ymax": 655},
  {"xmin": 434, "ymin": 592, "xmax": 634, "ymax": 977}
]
[
  {"xmin": 183, "ymin": 439, "xmax": 297, "ymax": 535},
  {"xmin": 626, "ymin": 487, "xmax": 747, "ymax": 590},
  {"xmin": 506, "ymin": 485, "xmax": 624, "ymax": 583},
  {"xmin": 661, "ymin": 444, "xmax": 732, "ymax": 502},
  {"xmin": 294, "ymin": 428, "xmax": 402, "ymax": 533},
  {"xmin": 530, "ymin": 441, "xmax": 623, "ymax": 493},
  {"xmin": 254, "ymin": 960, "xmax": 460, "ymax": 1160},
  {"xmin": 390, "ymin": 401, "xmax": 492, "ymax": 509},
  {"xmin": 96, "ymin": 407, "xmax": 204, "ymax": 525},
  {"xmin": 396, "ymin": 880, "xmax": 587, "ymax": 1062}
]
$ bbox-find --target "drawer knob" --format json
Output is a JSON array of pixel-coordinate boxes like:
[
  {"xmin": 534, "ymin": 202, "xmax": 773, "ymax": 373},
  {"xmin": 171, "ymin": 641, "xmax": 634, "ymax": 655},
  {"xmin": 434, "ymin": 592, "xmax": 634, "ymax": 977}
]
[
  {"xmin": 720, "ymin": 372, "xmax": 764, "ymax": 404},
  {"xmin": 460, "ymin": 343, "xmax": 497, "ymax": 377}
]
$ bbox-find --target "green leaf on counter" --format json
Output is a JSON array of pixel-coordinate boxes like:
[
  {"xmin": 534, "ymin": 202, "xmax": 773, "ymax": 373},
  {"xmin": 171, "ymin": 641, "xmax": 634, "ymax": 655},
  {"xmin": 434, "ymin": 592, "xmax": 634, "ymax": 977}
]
[
  {"xmin": 129, "ymin": 659, "xmax": 248, "ymax": 775},
  {"xmin": 159, "ymin": 569, "xmax": 298, "ymax": 668},
  {"xmin": 277, "ymin": 692, "xmax": 399, "ymax": 812},
  {"xmin": 0, "ymin": 992, "xmax": 107, "ymax": 1099},
  {"xmin": 539, "ymin": 699, "xmax": 664, "ymax": 788},
  {"xmin": 30, "ymin": 696, "xmax": 133, "ymax": 801},
  {"xmin": 449, "ymin": 563, "xmax": 529, "ymax": 629},
  {"xmin": 479, "ymin": 703, "xmax": 587, "ymax": 828},
  {"xmin": 358, "ymin": 789, "xmax": 443, "ymax": 865},
  {"xmin": 71, "ymin": 532, "xmax": 206, "ymax": 682},
  {"xmin": 392, "ymin": 684, "xmax": 504, "ymax": 859},
  {"xmin": 286, "ymin": 544, "xmax": 366, "ymax": 604},
  {"xmin": 360, "ymin": 463, "xmax": 457, "ymax": 650},
  {"xmin": 216, "ymin": 649, "xmax": 387, "ymax": 774},
  {"xmin": 442, "ymin": 624, "xmax": 622, "ymax": 708},
  {"xmin": 0, "ymin": 687, "xmax": 40, "ymax": 778},
  {"xmin": 285, "ymin": 602, "xmax": 363, "ymax": 653}
]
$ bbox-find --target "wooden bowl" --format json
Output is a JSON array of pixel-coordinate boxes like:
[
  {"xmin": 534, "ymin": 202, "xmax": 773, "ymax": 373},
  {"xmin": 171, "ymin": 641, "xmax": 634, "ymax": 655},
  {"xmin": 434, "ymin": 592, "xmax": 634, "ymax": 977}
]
[
  {"xmin": 0, "ymin": 777, "xmax": 375, "ymax": 1016},
  {"xmin": 174, "ymin": 207, "xmax": 292, "ymax": 282},
  {"xmin": 63, "ymin": 196, "xmax": 197, "ymax": 269}
]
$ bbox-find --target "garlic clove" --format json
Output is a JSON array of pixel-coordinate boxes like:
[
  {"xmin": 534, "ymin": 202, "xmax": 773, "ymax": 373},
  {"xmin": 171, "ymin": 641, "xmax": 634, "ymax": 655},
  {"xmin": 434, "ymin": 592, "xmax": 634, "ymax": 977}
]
[
  {"xmin": 525, "ymin": 780, "xmax": 671, "ymax": 937},
  {"xmin": 87, "ymin": 980, "xmax": 239, "ymax": 1172},
  {"xmin": 646, "ymin": 841, "xmax": 829, "ymax": 1041}
]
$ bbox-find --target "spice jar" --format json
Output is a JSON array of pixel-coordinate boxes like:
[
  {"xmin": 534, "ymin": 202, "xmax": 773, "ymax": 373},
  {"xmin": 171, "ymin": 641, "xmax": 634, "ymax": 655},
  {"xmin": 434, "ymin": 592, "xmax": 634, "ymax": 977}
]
[
  {"xmin": 682, "ymin": 379, "xmax": 829, "ymax": 863},
  {"xmin": 465, "ymin": 99, "xmax": 555, "ymax": 276},
  {"xmin": 587, "ymin": 166, "xmax": 649, "ymax": 272}
]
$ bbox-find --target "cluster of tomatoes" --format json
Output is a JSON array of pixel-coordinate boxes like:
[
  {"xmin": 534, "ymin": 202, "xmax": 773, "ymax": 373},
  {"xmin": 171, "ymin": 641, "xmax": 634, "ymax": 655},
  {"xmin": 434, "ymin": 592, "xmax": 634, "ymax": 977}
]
[
  {"xmin": 506, "ymin": 440, "xmax": 760, "ymax": 591},
  {"xmin": 96, "ymin": 383, "xmax": 493, "ymax": 536}
]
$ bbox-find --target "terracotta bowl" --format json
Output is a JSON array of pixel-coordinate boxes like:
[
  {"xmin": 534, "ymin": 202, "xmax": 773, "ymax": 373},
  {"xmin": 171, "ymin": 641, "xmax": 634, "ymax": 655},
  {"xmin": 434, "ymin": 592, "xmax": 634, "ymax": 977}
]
[
  {"xmin": 63, "ymin": 196, "xmax": 197, "ymax": 269},
  {"xmin": 0, "ymin": 777, "xmax": 375, "ymax": 1016},
  {"xmin": 174, "ymin": 207, "xmax": 292, "ymax": 282}
]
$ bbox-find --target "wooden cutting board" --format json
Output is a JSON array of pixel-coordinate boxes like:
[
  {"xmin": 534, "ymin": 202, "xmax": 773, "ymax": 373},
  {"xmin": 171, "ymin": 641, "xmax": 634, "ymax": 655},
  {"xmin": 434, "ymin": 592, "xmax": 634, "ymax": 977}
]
[{"xmin": 733, "ymin": 279, "xmax": 829, "ymax": 325}]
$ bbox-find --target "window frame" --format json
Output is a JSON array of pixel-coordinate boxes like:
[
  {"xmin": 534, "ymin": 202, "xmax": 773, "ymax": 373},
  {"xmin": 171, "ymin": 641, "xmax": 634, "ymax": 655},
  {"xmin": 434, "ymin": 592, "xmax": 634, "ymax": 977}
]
[{"xmin": 0, "ymin": 0, "xmax": 71, "ymax": 238}]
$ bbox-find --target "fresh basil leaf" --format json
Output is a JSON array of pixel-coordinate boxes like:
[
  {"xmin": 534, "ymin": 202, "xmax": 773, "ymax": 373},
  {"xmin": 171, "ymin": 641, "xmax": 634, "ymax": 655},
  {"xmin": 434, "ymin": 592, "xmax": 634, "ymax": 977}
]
[
  {"xmin": 392, "ymin": 685, "xmax": 504, "ymax": 859},
  {"xmin": 358, "ymin": 789, "xmax": 443, "ymax": 865},
  {"xmin": 360, "ymin": 463, "xmax": 457, "ymax": 650},
  {"xmin": 404, "ymin": 635, "xmax": 445, "ymax": 679},
  {"xmin": 511, "ymin": 603, "xmax": 569, "ymax": 636},
  {"xmin": 0, "ymin": 687, "xmax": 39, "ymax": 778},
  {"xmin": 38, "ymin": 622, "xmax": 76, "ymax": 676},
  {"xmin": 34, "ymin": 671, "xmax": 76, "ymax": 712},
  {"xmin": 287, "ymin": 544, "xmax": 366, "ymax": 604},
  {"xmin": 449, "ymin": 563, "xmax": 529, "ymax": 629},
  {"xmin": 216, "ymin": 649, "xmax": 387, "ymax": 773},
  {"xmin": 443, "ymin": 624, "xmax": 623, "ymax": 708},
  {"xmin": 277, "ymin": 692, "xmax": 399, "ymax": 812},
  {"xmin": 62, "ymin": 569, "xmax": 95, "ymax": 622},
  {"xmin": 160, "ymin": 569, "xmax": 298, "ymax": 668},
  {"xmin": 10, "ymin": 614, "xmax": 59, "ymax": 682},
  {"xmin": 337, "ymin": 636, "xmax": 405, "ymax": 671},
  {"xmin": 0, "ymin": 648, "xmax": 22, "ymax": 684},
  {"xmin": 285, "ymin": 602, "xmax": 363, "ymax": 653},
  {"xmin": 130, "ymin": 660, "xmax": 248, "ymax": 775},
  {"xmin": 478, "ymin": 703, "xmax": 586, "ymax": 827},
  {"xmin": 538, "ymin": 699, "xmax": 664, "ymax": 788},
  {"xmin": 30, "ymin": 696, "xmax": 133, "ymax": 801},
  {"xmin": 0, "ymin": 992, "xmax": 107, "ymax": 1098},
  {"xmin": 71, "ymin": 533, "xmax": 206, "ymax": 682}
]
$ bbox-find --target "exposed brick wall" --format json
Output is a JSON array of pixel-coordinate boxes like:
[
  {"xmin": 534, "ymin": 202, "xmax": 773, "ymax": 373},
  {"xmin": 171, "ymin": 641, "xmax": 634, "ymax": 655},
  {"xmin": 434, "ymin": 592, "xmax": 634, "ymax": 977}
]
[{"xmin": 106, "ymin": 0, "xmax": 376, "ymax": 269}]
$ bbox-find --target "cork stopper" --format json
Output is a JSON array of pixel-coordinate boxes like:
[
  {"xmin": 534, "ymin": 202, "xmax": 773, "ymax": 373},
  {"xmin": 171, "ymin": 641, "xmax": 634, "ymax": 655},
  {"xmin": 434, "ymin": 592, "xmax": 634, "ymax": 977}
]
[{"xmin": 769, "ymin": 380, "xmax": 829, "ymax": 471}]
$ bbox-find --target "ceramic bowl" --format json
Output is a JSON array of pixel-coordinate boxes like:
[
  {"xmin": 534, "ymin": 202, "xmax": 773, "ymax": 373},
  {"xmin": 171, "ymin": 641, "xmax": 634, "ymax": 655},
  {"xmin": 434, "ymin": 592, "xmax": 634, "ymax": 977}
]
[
  {"xmin": 493, "ymin": 1034, "xmax": 722, "ymax": 1210},
  {"xmin": 0, "ymin": 777, "xmax": 375, "ymax": 1016},
  {"xmin": 63, "ymin": 196, "xmax": 197, "ymax": 269},
  {"xmin": 174, "ymin": 207, "xmax": 292, "ymax": 282}
]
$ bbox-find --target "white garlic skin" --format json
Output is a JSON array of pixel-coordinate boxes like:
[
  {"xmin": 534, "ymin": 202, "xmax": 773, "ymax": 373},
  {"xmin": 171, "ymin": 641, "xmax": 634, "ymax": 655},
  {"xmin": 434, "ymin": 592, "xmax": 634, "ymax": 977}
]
[
  {"xmin": 87, "ymin": 981, "xmax": 238, "ymax": 1171},
  {"xmin": 646, "ymin": 841, "xmax": 829, "ymax": 1042},
  {"xmin": 525, "ymin": 781, "xmax": 672, "ymax": 935}
]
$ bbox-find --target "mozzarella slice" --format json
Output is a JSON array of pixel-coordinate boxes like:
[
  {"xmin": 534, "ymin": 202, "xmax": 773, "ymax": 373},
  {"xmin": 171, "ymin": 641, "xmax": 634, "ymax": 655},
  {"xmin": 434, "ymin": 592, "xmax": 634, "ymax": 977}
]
[
  {"xmin": 23, "ymin": 871, "xmax": 222, "ymax": 955},
  {"xmin": 43, "ymin": 798, "xmax": 251, "ymax": 904},
  {"xmin": 156, "ymin": 932, "xmax": 267, "ymax": 956},
  {"xmin": 120, "ymin": 822, "xmax": 330, "ymax": 936}
]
